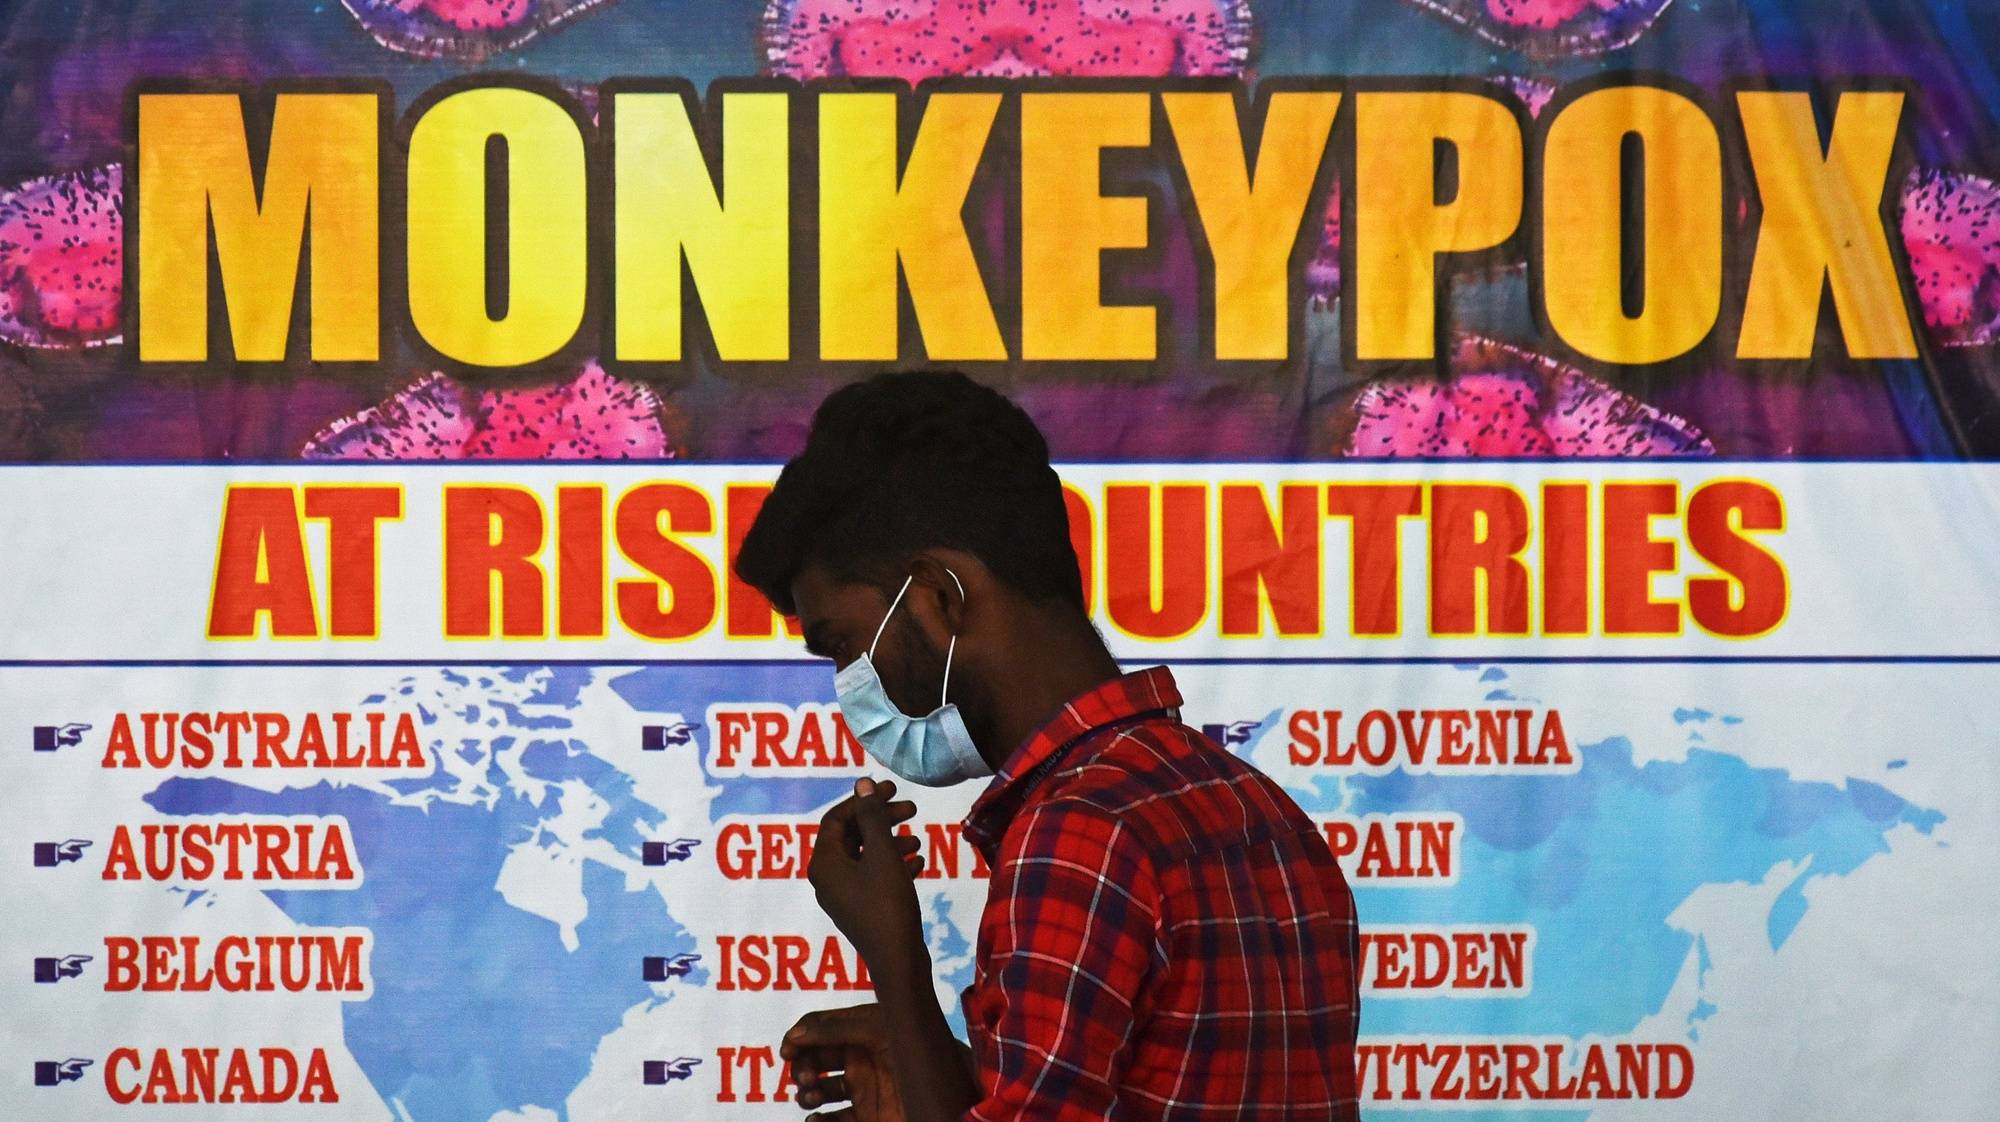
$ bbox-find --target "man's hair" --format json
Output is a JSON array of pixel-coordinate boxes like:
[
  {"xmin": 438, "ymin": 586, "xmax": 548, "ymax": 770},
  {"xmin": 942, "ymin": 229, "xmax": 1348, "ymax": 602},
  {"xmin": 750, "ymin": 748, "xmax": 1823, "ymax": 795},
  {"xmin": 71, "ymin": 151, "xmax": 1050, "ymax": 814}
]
[{"xmin": 734, "ymin": 371, "xmax": 1084, "ymax": 616}]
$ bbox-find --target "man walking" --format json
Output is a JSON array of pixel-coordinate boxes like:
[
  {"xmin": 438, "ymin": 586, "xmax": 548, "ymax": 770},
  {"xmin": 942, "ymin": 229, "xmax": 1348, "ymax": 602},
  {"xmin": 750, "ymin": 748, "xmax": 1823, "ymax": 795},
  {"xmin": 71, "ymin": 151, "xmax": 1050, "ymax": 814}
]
[{"xmin": 735, "ymin": 371, "xmax": 1361, "ymax": 1121}]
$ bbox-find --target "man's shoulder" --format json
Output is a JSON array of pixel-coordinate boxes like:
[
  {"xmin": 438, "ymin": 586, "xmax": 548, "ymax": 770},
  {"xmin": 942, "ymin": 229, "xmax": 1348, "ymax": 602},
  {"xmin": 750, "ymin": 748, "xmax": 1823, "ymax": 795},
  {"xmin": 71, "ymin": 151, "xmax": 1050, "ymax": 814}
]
[{"xmin": 1031, "ymin": 717, "xmax": 1316, "ymax": 864}]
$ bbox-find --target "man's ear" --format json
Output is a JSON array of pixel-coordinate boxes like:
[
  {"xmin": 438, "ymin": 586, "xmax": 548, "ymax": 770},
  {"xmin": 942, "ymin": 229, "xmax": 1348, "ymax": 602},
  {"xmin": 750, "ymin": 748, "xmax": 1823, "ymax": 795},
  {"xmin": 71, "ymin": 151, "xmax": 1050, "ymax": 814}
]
[{"xmin": 906, "ymin": 551, "xmax": 979, "ymax": 639}]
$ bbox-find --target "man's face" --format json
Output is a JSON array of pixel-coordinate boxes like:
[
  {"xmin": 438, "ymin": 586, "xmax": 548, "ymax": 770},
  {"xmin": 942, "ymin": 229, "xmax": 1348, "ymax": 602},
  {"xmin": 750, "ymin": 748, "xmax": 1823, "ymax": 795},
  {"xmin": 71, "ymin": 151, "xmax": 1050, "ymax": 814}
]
[{"xmin": 792, "ymin": 563, "xmax": 952, "ymax": 721}]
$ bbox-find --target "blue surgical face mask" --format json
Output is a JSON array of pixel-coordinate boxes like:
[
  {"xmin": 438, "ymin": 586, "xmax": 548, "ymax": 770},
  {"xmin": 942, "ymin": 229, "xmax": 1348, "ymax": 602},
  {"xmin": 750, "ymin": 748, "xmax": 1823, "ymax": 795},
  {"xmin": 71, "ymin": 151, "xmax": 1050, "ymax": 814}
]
[{"xmin": 833, "ymin": 568, "xmax": 994, "ymax": 788}]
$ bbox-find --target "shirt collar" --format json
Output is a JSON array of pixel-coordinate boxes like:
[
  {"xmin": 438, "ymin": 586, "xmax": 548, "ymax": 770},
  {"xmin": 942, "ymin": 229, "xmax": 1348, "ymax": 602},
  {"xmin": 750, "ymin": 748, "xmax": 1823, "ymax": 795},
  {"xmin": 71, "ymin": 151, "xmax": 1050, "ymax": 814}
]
[{"xmin": 962, "ymin": 664, "xmax": 1183, "ymax": 857}]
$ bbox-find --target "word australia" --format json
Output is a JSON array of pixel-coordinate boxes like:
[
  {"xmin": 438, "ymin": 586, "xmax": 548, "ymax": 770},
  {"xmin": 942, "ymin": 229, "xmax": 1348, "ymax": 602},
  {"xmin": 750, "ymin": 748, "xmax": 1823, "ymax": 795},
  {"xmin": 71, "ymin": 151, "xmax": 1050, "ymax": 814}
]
[{"xmin": 131, "ymin": 79, "xmax": 1922, "ymax": 370}]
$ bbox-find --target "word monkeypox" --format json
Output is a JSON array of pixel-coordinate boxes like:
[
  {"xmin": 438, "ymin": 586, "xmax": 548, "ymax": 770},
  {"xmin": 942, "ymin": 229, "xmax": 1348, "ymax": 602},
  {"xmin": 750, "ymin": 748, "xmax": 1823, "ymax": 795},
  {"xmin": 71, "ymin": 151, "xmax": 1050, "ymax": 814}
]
[{"xmin": 135, "ymin": 82, "xmax": 1917, "ymax": 369}]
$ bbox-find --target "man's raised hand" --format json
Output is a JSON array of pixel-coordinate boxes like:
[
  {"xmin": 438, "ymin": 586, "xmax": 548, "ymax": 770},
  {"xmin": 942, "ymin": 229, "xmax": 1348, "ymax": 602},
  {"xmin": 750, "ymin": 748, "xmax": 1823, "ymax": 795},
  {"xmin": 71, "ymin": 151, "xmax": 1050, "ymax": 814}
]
[
  {"xmin": 781, "ymin": 1002, "xmax": 904, "ymax": 1122},
  {"xmin": 808, "ymin": 778, "xmax": 926, "ymax": 968}
]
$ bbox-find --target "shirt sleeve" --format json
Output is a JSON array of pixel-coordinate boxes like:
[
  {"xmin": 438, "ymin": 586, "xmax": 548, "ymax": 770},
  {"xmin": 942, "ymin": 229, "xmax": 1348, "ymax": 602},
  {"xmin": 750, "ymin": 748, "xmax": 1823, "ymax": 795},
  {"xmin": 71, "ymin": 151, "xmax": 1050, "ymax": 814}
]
[{"xmin": 964, "ymin": 797, "xmax": 1162, "ymax": 1122}]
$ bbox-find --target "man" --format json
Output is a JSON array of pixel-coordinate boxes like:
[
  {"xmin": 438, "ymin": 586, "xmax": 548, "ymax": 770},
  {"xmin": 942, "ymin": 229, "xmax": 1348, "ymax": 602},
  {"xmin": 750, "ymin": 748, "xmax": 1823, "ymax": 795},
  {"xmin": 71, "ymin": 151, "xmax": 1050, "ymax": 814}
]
[{"xmin": 734, "ymin": 371, "xmax": 1361, "ymax": 1121}]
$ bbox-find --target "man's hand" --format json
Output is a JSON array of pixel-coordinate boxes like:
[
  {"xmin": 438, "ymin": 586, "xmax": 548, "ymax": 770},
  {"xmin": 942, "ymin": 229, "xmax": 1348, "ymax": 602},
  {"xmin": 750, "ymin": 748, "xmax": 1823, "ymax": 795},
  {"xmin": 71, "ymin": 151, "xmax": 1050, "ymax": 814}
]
[
  {"xmin": 808, "ymin": 777, "xmax": 925, "ymax": 969},
  {"xmin": 803, "ymin": 779, "xmax": 984, "ymax": 1122},
  {"xmin": 782, "ymin": 1002, "xmax": 905, "ymax": 1121}
]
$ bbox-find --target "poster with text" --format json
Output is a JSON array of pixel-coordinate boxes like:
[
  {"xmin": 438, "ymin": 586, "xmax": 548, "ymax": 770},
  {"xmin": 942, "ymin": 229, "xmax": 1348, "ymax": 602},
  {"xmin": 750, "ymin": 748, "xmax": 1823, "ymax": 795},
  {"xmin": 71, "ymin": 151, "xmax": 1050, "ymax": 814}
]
[{"xmin": 1, "ymin": 0, "xmax": 1996, "ymax": 1118}]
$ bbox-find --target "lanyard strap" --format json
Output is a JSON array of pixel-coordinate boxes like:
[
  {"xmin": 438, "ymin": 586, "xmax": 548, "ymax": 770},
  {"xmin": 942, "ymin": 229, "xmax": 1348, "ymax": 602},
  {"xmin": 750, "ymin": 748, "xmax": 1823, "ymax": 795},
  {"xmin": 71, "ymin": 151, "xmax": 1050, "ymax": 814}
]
[{"xmin": 1012, "ymin": 706, "xmax": 1176, "ymax": 807}]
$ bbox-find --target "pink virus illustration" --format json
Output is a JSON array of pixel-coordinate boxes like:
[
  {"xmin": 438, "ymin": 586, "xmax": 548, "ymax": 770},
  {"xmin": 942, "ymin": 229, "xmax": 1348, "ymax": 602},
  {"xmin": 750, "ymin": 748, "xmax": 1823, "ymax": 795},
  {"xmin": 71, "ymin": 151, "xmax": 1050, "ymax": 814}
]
[
  {"xmin": 1901, "ymin": 167, "xmax": 2000, "ymax": 349},
  {"xmin": 340, "ymin": 0, "xmax": 619, "ymax": 61},
  {"xmin": 0, "ymin": 165, "xmax": 121, "ymax": 349},
  {"xmin": 1491, "ymin": 74, "xmax": 1560, "ymax": 116},
  {"xmin": 761, "ymin": 0, "xmax": 1253, "ymax": 82},
  {"xmin": 302, "ymin": 362, "xmax": 678, "ymax": 460},
  {"xmin": 1400, "ymin": 0, "xmax": 1675, "ymax": 59},
  {"xmin": 1327, "ymin": 335, "xmax": 1712, "ymax": 457}
]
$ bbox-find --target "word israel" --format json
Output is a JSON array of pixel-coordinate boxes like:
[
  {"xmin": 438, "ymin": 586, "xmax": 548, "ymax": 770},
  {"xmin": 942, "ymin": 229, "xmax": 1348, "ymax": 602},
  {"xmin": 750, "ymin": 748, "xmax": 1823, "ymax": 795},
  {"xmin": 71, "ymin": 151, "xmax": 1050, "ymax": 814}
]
[
  {"xmin": 100, "ymin": 710, "xmax": 425, "ymax": 771},
  {"xmin": 712, "ymin": 933, "xmax": 875, "ymax": 993},
  {"xmin": 133, "ymin": 81, "xmax": 1918, "ymax": 369}
]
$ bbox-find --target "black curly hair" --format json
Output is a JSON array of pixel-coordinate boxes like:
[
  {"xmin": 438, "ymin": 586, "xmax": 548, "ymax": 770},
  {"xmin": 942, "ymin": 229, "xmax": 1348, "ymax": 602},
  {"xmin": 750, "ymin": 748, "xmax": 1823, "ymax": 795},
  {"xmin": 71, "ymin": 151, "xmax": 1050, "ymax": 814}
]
[{"xmin": 733, "ymin": 371, "xmax": 1084, "ymax": 616}]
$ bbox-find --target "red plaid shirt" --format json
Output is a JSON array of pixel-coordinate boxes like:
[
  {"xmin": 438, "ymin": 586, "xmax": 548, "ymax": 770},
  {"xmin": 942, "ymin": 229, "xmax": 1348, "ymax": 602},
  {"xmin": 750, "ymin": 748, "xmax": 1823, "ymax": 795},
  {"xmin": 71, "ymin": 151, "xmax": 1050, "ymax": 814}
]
[{"xmin": 959, "ymin": 665, "xmax": 1361, "ymax": 1121}]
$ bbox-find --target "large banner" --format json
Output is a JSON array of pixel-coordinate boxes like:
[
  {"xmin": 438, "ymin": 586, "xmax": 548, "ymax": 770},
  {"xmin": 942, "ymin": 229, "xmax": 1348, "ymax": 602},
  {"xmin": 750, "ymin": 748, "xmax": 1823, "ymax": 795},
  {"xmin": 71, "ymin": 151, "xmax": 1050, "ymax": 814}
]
[{"xmin": 2, "ymin": 1, "xmax": 1997, "ymax": 1118}]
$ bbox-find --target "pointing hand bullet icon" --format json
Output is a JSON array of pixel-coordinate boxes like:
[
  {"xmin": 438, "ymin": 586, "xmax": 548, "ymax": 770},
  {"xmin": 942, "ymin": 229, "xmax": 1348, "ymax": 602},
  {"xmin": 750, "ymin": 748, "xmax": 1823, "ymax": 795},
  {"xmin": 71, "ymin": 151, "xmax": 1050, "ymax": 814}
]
[
  {"xmin": 643, "ymin": 952, "xmax": 700, "ymax": 982},
  {"xmin": 642, "ymin": 722, "xmax": 698, "ymax": 751},
  {"xmin": 33, "ymin": 955, "xmax": 92, "ymax": 983},
  {"xmin": 32, "ymin": 723, "xmax": 90, "ymax": 752},
  {"xmin": 642, "ymin": 838, "xmax": 700, "ymax": 866},
  {"xmin": 34, "ymin": 1058, "xmax": 93, "ymax": 1086},
  {"xmin": 33, "ymin": 840, "xmax": 91, "ymax": 867},
  {"xmin": 643, "ymin": 1057, "xmax": 700, "ymax": 1084}
]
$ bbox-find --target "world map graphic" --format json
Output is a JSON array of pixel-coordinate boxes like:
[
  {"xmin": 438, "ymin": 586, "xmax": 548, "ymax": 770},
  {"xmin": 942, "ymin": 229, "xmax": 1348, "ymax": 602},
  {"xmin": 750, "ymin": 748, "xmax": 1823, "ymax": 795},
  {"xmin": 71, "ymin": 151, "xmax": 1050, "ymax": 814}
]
[{"xmin": 142, "ymin": 664, "xmax": 1943, "ymax": 1121}]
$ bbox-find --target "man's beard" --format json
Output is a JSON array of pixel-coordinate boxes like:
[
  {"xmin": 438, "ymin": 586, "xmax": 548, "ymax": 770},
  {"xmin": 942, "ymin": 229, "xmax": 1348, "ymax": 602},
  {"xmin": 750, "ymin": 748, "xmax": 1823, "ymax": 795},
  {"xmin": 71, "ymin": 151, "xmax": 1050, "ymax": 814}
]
[{"xmin": 882, "ymin": 609, "xmax": 952, "ymax": 718}]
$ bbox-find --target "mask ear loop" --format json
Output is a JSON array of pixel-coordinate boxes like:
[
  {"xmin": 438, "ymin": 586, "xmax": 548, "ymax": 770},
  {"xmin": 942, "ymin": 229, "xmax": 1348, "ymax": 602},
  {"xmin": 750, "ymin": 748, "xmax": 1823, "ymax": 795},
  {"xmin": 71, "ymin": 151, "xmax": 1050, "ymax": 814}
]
[
  {"xmin": 869, "ymin": 574, "xmax": 915, "ymax": 660},
  {"xmin": 941, "ymin": 567, "xmax": 964, "ymax": 707}
]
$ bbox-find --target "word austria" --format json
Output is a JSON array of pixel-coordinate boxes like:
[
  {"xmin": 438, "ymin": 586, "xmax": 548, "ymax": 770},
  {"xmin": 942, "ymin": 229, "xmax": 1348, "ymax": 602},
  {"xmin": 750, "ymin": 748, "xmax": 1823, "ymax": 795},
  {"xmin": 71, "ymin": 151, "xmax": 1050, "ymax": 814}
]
[
  {"xmin": 101, "ymin": 818, "xmax": 358, "ymax": 884},
  {"xmin": 133, "ymin": 79, "xmax": 1920, "ymax": 369}
]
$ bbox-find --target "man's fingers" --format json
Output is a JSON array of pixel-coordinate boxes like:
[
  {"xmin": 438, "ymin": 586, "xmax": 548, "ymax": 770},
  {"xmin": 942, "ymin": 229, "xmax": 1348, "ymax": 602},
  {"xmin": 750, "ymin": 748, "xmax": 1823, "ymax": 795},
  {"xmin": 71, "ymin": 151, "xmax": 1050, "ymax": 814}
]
[
  {"xmin": 783, "ymin": 1042, "xmax": 826, "ymax": 1075},
  {"xmin": 794, "ymin": 1071, "xmax": 851, "ymax": 1108},
  {"xmin": 854, "ymin": 792, "xmax": 895, "ymax": 836},
  {"xmin": 782, "ymin": 1003, "xmax": 882, "ymax": 1056},
  {"xmin": 870, "ymin": 780, "xmax": 921, "ymax": 826},
  {"xmin": 783, "ymin": 1043, "xmax": 841, "ymax": 1082},
  {"xmin": 855, "ymin": 776, "xmax": 899, "ymax": 799},
  {"xmin": 781, "ymin": 1019, "xmax": 848, "ymax": 1058},
  {"xmin": 814, "ymin": 797, "xmax": 864, "ymax": 860},
  {"xmin": 853, "ymin": 794, "xmax": 906, "ymax": 863},
  {"xmin": 821, "ymin": 789, "xmax": 918, "ymax": 864},
  {"xmin": 894, "ymin": 834, "xmax": 921, "ymax": 855},
  {"xmin": 782, "ymin": 1009, "xmax": 840, "ymax": 1055}
]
